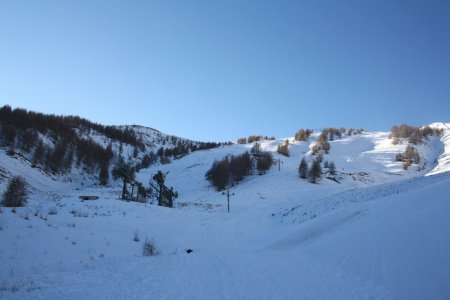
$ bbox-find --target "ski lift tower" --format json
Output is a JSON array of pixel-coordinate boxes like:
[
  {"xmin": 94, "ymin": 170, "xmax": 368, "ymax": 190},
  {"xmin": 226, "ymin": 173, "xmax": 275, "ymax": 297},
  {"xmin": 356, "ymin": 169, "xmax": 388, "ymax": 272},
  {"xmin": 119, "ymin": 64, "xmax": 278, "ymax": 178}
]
[{"xmin": 149, "ymin": 170, "xmax": 178, "ymax": 208}]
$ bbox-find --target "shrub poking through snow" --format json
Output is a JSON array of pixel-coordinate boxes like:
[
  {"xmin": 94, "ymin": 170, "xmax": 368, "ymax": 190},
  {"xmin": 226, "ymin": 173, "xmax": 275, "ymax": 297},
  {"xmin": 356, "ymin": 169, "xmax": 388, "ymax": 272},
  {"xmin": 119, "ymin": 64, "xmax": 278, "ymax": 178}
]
[
  {"xmin": 48, "ymin": 207, "xmax": 58, "ymax": 215},
  {"xmin": 133, "ymin": 230, "xmax": 140, "ymax": 242},
  {"xmin": 34, "ymin": 207, "xmax": 40, "ymax": 217},
  {"xmin": 142, "ymin": 238, "xmax": 158, "ymax": 256}
]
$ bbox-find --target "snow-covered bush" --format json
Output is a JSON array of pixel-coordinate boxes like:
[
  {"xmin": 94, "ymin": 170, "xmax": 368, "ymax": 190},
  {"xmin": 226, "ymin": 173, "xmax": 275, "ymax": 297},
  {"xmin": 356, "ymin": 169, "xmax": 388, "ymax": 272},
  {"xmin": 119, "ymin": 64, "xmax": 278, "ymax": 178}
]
[{"xmin": 70, "ymin": 209, "xmax": 88, "ymax": 217}]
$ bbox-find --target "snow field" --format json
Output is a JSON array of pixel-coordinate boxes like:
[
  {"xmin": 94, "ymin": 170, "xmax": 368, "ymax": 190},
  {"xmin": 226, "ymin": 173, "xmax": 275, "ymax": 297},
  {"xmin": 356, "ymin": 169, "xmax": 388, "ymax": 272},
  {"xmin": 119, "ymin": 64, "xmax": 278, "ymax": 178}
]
[{"xmin": 1, "ymin": 125, "xmax": 450, "ymax": 299}]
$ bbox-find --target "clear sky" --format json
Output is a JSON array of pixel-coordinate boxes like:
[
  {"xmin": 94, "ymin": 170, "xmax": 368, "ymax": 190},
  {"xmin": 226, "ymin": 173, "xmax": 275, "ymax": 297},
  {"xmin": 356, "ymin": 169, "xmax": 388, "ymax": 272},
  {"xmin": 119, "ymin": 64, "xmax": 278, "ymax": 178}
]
[{"xmin": 1, "ymin": 0, "xmax": 449, "ymax": 142}]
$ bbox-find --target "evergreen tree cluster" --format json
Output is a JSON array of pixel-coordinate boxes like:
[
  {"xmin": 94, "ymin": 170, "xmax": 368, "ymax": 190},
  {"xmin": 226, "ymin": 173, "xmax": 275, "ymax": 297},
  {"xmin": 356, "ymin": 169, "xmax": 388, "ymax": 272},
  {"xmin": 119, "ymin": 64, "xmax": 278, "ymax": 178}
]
[
  {"xmin": 256, "ymin": 151, "xmax": 273, "ymax": 175},
  {"xmin": 205, "ymin": 149, "xmax": 274, "ymax": 190},
  {"xmin": 237, "ymin": 138, "xmax": 247, "ymax": 144},
  {"xmin": 238, "ymin": 135, "xmax": 276, "ymax": 144},
  {"xmin": 277, "ymin": 140, "xmax": 290, "ymax": 157},
  {"xmin": 390, "ymin": 124, "xmax": 443, "ymax": 145},
  {"xmin": 323, "ymin": 160, "xmax": 338, "ymax": 181},
  {"xmin": 294, "ymin": 129, "xmax": 313, "ymax": 141},
  {"xmin": 0, "ymin": 105, "xmax": 224, "ymax": 185},
  {"xmin": 0, "ymin": 106, "xmax": 146, "ymax": 150},
  {"xmin": 321, "ymin": 128, "xmax": 345, "ymax": 141},
  {"xmin": 311, "ymin": 130, "xmax": 331, "ymax": 155},
  {"xmin": 1, "ymin": 176, "xmax": 28, "ymax": 207},
  {"xmin": 298, "ymin": 157, "xmax": 322, "ymax": 184},
  {"xmin": 250, "ymin": 143, "xmax": 274, "ymax": 174},
  {"xmin": 395, "ymin": 145, "xmax": 421, "ymax": 170},
  {"xmin": 205, "ymin": 152, "xmax": 252, "ymax": 190},
  {"xmin": 0, "ymin": 106, "xmax": 121, "ymax": 179},
  {"xmin": 318, "ymin": 131, "xmax": 331, "ymax": 153},
  {"xmin": 298, "ymin": 158, "xmax": 337, "ymax": 184},
  {"xmin": 155, "ymin": 140, "xmax": 223, "ymax": 162},
  {"xmin": 345, "ymin": 128, "xmax": 364, "ymax": 136}
]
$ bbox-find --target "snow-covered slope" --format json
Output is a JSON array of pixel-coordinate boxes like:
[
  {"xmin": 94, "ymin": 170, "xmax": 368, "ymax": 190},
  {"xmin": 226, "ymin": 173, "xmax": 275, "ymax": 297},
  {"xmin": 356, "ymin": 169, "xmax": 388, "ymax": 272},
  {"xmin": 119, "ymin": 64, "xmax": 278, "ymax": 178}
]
[
  {"xmin": 270, "ymin": 172, "xmax": 450, "ymax": 299},
  {"xmin": 427, "ymin": 122, "xmax": 450, "ymax": 176},
  {"xmin": 0, "ymin": 151, "xmax": 72, "ymax": 196},
  {"xmin": 1, "ymin": 124, "xmax": 450, "ymax": 299},
  {"xmin": 0, "ymin": 123, "xmax": 217, "ymax": 194}
]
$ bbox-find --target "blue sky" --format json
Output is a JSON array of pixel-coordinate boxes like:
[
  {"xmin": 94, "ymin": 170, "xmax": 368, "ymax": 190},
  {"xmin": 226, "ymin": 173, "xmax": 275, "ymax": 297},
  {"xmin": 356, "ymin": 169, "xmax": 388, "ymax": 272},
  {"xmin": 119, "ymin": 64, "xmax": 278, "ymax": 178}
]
[{"xmin": 1, "ymin": 0, "xmax": 449, "ymax": 142}]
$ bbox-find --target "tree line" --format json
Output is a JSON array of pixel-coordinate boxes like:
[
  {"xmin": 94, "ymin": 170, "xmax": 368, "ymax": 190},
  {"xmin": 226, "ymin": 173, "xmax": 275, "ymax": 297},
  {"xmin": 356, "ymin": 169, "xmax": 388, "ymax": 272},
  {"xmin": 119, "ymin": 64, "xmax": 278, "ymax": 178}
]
[
  {"xmin": 0, "ymin": 105, "xmax": 223, "ymax": 185},
  {"xmin": 0, "ymin": 106, "xmax": 116, "ymax": 178},
  {"xmin": 237, "ymin": 135, "xmax": 276, "ymax": 144},
  {"xmin": 390, "ymin": 124, "xmax": 443, "ymax": 145}
]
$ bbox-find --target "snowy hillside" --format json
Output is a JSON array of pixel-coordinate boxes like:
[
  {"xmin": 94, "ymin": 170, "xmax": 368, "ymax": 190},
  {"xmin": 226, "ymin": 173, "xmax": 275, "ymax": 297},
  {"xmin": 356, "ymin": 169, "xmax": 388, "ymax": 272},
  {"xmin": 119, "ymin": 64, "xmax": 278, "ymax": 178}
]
[
  {"xmin": 427, "ymin": 122, "xmax": 450, "ymax": 175},
  {"xmin": 0, "ymin": 106, "xmax": 225, "ymax": 193},
  {"xmin": 1, "ymin": 123, "xmax": 450, "ymax": 299}
]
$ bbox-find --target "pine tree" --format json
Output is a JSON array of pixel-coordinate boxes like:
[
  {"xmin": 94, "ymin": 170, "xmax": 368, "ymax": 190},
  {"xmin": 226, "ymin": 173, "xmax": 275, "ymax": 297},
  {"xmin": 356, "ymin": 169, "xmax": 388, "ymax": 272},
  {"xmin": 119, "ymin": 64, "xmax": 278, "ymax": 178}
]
[
  {"xmin": 277, "ymin": 140, "xmax": 290, "ymax": 157},
  {"xmin": 309, "ymin": 158, "xmax": 322, "ymax": 184},
  {"xmin": 256, "ymin": 151, "xmax": 273, "ymax": 175},
  {"xmin": 311, "ymin": 144, "xmax": 320, "ymax": 155},
  {"xmin": 251, "ymin": 142, "xmax": 261, "ymax": 156},
  {"xmin": 50, "ymin": 140, "xmax": 68, "ymax": 174},
  {"xmin": 322, "ymin": 141, "xmax": 331, "ymax": 153},
  {"xmin": 328, "ymin": 161, "xmax": 337, "ymax": 176},
  {"xmin": 1, "ymin": 176, "xmax": 28, "ymax": 207},
  {"xmin": 63, "ymin": 144, "xmax": 75, "ymax": 171},
  {"xmin": 299, "ymin": 158, "xmax": 308, "ymax": 179},
  {"xmin": 32, "ymin": 139, "xmax": 45, "ymax": 165},
  {"xmin": 206, "ymin": 159, "xmax": 230, "ymax": 190},
  {"xmin": 99, "ymin": 162, "xmax": 109, "ymax": 186}
]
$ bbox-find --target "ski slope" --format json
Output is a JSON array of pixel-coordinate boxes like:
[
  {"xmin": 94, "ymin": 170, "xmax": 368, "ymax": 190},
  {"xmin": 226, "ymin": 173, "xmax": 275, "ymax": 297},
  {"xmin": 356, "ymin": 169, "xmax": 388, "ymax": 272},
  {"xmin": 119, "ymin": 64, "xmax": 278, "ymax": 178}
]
[{"xmin": 1, "ymin": 125, "xmax": 450, "ymax": 299}]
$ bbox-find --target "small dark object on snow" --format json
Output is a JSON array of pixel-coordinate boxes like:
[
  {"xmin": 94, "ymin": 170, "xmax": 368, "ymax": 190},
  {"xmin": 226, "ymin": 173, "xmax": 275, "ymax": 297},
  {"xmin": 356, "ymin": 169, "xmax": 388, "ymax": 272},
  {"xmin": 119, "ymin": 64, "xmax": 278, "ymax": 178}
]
[
  {"xmin": 79, "ymin": 196, "xmax": 99, "ymax": 201},
  {"xmin": 186, "ymin": 249, "xmax": 193, "ymax": 254}
]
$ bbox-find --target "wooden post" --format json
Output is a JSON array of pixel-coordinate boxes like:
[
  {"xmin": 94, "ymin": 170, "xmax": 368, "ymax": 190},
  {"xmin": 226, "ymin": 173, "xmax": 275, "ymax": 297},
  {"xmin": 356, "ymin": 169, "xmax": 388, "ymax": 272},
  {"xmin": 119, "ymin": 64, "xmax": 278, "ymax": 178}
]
[{"xmin": 121, "ymin": 177, "xmax": 127, "ymax": 200}]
